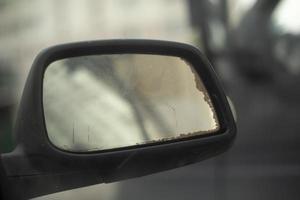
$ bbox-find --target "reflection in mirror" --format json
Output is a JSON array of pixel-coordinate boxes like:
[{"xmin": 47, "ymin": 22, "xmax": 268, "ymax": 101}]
[{"xmin": 43, "ymin": 54, "xmax": 219, "ymax": 152}]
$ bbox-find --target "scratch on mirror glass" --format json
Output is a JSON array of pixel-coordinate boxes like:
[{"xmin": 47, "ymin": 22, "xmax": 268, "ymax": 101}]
[
  {"xmin": 72, "ymin": 122, "xmax": 75, "ymax": 144},
  {"xmin": 88, "ymin": 125, "xmax": 90, "ymax": 144}
]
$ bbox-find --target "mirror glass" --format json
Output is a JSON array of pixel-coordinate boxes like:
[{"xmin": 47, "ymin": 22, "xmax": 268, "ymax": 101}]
[{"xmin": 43, "ymin": 54, "xmax": 219, "ymax": 152}]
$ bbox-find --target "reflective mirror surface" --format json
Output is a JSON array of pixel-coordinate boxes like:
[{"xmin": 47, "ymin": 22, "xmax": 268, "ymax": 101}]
[{"xmin": 43, "ymin": 54, "xmax": 219, "ymax": 152}]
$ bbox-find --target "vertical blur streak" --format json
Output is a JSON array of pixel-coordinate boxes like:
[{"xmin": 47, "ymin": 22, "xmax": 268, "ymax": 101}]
[{"xmin": 188, "ymin": 0, "xmax": 212, "ymax": 59}]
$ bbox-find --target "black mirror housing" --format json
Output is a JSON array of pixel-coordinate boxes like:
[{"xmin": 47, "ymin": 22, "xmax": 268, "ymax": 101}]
[{"xmin": 1, "ymin": 40, "xmax": 236, "ymax": 199}]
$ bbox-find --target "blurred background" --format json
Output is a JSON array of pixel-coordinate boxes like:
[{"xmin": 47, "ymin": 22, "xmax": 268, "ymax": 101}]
[{"xmin": 0, "ymin": 0, "xmax": 300, "ymax": 199}]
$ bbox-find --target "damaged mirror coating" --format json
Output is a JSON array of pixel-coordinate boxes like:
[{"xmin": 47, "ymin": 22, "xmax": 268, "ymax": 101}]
[{"xmin": 43, "ymin": 54, "xmax": 220, "ymax": 152}]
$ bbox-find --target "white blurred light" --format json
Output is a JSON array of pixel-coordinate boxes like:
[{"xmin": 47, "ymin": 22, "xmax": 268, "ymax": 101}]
[{"xmin": 274, "ymin": 0, "xmax": 300, "ymax": 34}]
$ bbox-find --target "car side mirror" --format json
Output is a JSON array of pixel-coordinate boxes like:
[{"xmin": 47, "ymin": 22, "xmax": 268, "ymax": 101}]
[{"xmin": 1, "ymin": 40, "xmax": 236, "ymax": 199}]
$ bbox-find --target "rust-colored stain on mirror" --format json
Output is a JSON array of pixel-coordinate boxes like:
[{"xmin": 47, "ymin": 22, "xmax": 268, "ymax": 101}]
[{"xmin": 43, "ymin": 54, "xmax": 219, "ymax": 152}]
